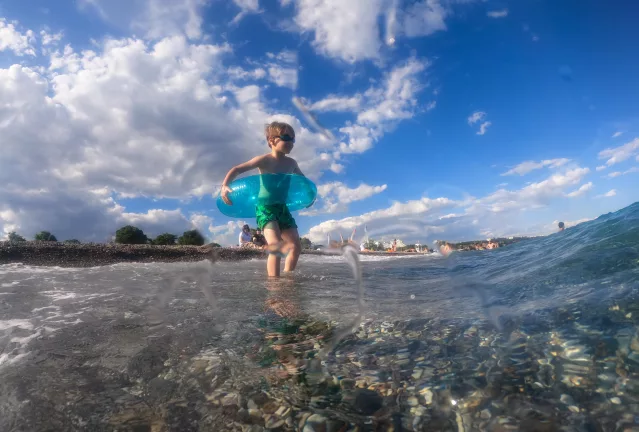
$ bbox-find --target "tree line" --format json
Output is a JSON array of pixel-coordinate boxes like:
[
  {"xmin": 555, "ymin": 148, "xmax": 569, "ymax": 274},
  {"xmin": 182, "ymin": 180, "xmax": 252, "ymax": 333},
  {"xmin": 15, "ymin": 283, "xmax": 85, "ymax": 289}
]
[{"xmin": 5, "ymin": 225, "xmax": 217, "ymax": 247}]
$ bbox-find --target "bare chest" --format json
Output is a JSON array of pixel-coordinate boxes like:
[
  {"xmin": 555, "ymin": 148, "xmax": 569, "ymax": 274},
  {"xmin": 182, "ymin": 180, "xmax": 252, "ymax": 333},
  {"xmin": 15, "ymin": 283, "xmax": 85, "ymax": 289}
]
[{"xmin": 258, "ymin": 157, "xmax": 296, "ymax": 174}]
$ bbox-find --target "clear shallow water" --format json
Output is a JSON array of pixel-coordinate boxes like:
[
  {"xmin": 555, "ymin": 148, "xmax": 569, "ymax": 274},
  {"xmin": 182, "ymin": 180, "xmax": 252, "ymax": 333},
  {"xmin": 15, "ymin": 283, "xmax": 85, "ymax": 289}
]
[{"xmin": 1, "ymin": 203, "xmax": 639, "ymax": 431}]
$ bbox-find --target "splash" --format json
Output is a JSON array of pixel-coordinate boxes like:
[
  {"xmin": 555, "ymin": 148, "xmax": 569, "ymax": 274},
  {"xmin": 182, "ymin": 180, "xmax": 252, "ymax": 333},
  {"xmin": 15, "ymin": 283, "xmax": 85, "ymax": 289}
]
[
  {"xmin": 147, "ymin": 249, "xmax": 219, "ymax": 335},
  {"xmin": 318, "ymin": 243, "xmax": 365, "ymax": 359}
]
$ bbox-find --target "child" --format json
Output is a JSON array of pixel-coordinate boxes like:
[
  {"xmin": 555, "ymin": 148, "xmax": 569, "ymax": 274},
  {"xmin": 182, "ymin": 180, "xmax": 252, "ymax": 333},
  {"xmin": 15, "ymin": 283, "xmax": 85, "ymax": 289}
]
[{"xmin": 221, "ymin": 121, "xmax": 304, "ymax": 277}]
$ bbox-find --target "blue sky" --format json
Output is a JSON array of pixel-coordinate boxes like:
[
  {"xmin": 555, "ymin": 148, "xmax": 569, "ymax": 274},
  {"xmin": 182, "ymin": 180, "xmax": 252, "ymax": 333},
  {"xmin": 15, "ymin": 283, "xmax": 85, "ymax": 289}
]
[{"xmin": 1, "ymin": 0, "xmax": 638, "ymax": 246}]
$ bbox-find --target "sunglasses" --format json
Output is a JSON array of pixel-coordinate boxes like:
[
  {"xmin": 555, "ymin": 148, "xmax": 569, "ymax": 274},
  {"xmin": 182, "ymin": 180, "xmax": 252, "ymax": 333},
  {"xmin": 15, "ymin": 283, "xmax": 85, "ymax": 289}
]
[{"xmin": 278, "ymin": 134, "xmax": 295, "ymax": 143}]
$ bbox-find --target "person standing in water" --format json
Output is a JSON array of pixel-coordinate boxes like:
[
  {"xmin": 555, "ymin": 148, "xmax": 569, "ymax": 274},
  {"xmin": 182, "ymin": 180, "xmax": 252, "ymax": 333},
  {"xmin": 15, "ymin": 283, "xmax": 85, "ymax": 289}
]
[
  {"xmin": 221, "ymin": 121, "xmax": 305, "ymax": 277},
  {"xmin": 558, "ymin": 221, "xmax": 565, "ymax": 231}
]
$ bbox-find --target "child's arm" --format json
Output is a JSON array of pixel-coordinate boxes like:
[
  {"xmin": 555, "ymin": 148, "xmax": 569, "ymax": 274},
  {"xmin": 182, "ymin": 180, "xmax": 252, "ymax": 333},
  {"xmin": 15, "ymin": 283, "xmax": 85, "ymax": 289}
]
[
  {"xmin": 220, "ymin": 156, "xmax": 264, "ymax": 205},
  {"xmin": 292, "ymin": 161, "xmax": 305, "ymax": 177}
]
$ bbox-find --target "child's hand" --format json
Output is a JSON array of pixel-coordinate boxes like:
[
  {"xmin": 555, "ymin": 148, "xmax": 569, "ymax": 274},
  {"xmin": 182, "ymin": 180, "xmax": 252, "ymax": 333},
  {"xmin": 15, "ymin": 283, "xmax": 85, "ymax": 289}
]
[{"xmin": 221, "ymin": 185, "xmax": 233, "ymax": 205}]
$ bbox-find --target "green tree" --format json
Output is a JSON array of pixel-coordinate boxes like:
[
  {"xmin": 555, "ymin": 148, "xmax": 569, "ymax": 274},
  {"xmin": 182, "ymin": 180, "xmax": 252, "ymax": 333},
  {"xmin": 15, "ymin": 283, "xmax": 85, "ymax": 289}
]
[
  {"xmin": 63, "ymin": 239, "xmax": 81, "ymax": 244},
  {"xmin": 300, "ymin": 237, "xmax": 312, "ymax": 249},
  {"xmin": 363, "ymin": 239, "xmax": 385, "ymax": 251},
  {"xmin": 7, "ymin": 232, "xmax": 26, "ymax": 242},
  {"xmin": 35, "ymin": 231, "xmax": 57, "ymax": 242},
  {"xmin": 115, "ymin": 225, "xmax": 148, "ymax": 244},
  {"xmin": 153, "ymin": 233, "xmax": 178, "ymax": 245},
  {"xmin": 209, "ymin": 242, "xmax": 221, "ymax": 248},
  {"xmin": 178, "ymin": 229, "xmax": 205, "ymax": 246}
]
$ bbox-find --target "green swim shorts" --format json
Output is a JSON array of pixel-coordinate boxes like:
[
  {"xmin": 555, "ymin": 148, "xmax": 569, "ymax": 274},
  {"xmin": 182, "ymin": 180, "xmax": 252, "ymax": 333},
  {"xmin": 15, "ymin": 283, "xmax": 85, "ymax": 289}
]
[{"xmin": 256, "ymin": 204, "xmax": 298, "ymax": 231}]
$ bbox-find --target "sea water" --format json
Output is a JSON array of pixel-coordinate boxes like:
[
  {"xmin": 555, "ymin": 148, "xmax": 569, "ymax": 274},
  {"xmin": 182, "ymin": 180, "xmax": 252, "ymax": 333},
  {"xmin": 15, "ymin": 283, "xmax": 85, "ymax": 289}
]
[{"xmin": 1, "ymin": 203, "xmax": 638, "ymax": 431}]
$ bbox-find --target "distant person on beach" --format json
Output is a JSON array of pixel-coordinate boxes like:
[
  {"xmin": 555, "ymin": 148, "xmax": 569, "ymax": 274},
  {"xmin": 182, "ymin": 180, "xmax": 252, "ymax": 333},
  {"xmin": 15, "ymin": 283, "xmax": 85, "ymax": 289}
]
[
  {"xmin": 221, "ymin": 121, "xmax": 305, "ymax": 277},
  {"xmin": 252, "ymin": 229, "xmax": 266, "ymax": 247},
  {"xmin": 558, "ymin": 221, "xmax": 565, "ymax": 231},
  {"xmin": 239, "ymin": 224, "xmax": 252, "ymax": 246}
]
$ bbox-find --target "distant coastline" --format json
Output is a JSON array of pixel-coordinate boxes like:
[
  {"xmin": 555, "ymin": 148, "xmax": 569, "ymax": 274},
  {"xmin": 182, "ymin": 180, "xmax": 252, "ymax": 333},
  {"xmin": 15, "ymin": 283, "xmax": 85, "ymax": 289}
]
[
  {"xmin": 436, "ymin": 236, "xmax": 532, "ymax": 252},
  {"xmin": 0, "ymin": 236, "xmax": 536, "ymax": 268}
]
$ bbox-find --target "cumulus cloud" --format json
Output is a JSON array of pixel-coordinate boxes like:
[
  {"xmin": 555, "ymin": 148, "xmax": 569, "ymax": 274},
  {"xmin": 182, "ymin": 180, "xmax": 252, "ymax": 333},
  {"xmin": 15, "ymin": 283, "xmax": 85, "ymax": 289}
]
[
  {"xmin": 285, "ymin": 0, "xmax": 449, "ymax": 62},
  {"xmin": 596, "ymin": 165, "xmax": 607, "ymax": 171},
  {"xmin": 0, "ymin": 18, "xmax": 36, "ymax": 56},
  {"xmin": 501, "ymin": 158, "xmax": 571, "ymax": 176},
  {"xmin": 605, "ymin": 167, "xmax": 639, "ymax": 179},
  {"xmin": 304, "ymin": 57, "xmax": 429, "ymax": 155},
  {"xmin": 0, "ymin": 18, "xmax": 337, "ymax": 242},
  {"xmin": 565, "ymin": 182, "xmax": 593, "ymax": 198},
  {"xmin": 598, "ymin": 137, "xmax": 639, "ymax": 167},
  {"xmin": 487, "ymin": 9, "xmax": 508, "ymax": 18},
  {"xmin": 307, "ymin": 196, "xmax": 457, "ymax": 242},
  {"xmin": 301, "ymin": 182, "xmax": 387, "ymax": 215},
  {"xmin": 39, "ymin": 30, "xmax": 63, "ymax": 47},
  {"xmin": 265, "ymin": 50, "xmax": 298, "ymax": 89},
  {"xmin": 78, "ymin": 0, "xmax": 208, "ymax": 40},
  {"xmin": 306, "ymin": 167, "xmax": 592, "ymax": 244}
]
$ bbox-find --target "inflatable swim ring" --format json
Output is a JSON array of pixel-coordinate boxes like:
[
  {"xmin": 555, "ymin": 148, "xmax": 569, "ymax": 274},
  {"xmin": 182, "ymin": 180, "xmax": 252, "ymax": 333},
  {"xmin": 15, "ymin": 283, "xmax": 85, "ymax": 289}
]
[{"xmin": 216, "ymin": 173, "xmax": 317, "ymax": 218}]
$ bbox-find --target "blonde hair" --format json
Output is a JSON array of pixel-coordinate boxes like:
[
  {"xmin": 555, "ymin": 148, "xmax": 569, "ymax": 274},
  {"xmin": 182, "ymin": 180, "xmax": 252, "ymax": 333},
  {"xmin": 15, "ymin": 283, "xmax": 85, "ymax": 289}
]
[{"xmin": 265, "ymin": 121, "xmax": 295, "ymax": 147}]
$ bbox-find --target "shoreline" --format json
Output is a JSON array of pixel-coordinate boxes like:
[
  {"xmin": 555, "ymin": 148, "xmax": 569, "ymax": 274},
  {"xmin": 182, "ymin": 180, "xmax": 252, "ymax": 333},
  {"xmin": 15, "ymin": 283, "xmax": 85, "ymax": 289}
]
[{"xmin": 0, "ymin": 242, "xmax": 435, "ymax": 268}]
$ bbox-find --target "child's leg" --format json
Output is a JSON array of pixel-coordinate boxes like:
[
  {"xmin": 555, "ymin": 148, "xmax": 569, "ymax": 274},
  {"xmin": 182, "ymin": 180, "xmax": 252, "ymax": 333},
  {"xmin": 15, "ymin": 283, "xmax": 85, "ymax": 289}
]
[
  {"xmin": 280, "ymin": 228, "xmax": 301, "ymax": 272},
  {"xmin": 263, "ymin": 223, "xmax": 283, "ymax": 277}
]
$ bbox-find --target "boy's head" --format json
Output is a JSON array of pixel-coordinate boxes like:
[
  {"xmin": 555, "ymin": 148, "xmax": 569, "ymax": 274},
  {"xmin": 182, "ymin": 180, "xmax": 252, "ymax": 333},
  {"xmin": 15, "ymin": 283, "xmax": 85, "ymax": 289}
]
[{"xmin": 265, "ymin": 121, "xmax": 295, "ymax": 152}]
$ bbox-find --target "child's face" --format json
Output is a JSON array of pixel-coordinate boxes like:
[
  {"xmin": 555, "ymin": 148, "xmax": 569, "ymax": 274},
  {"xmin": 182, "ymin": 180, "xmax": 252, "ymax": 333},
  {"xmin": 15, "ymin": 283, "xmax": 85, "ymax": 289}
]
[{"xmin": 269, "ymin": 129, "xmax": 295, "ymax": 154}]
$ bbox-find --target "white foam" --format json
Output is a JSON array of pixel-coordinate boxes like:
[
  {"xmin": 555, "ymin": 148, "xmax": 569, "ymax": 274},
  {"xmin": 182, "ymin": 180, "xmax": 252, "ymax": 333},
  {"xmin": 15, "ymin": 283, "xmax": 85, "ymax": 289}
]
[
  {"xmin": 40, "ymin": 291, "xmax": 78, "ymax": 301},
  {"xmin": 0, "ymin": 352, "xmax": 29, "ymax": 368},
  {"xmin": 32, "ymin": 306, "xmax": 60, "ymax": 313},
  {"xmin": 300, "ymin": 253, "xmax": 434, "ymax": 263},
  {"xmin": 0, "ymin": 263, "xmax": 83, "ymax": 275},
  {"xmin": 10, "ymin": 331, "xmax": 41, "ymax": 345},
  {"xmin": 1, "ymin": 281, "xmax": 20, "ymax": 287},
  {"xmin": 0, "ymin": 319, "xmax": 34, "ymax": 331}
]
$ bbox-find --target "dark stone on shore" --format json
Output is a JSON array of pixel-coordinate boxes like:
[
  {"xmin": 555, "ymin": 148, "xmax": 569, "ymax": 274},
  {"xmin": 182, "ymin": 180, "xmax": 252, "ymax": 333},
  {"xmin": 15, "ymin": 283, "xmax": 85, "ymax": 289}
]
[
  {"xmin": 0, "ymin": 241, "xmax": 266, "ymax": 268},
  {"xmin": 0, "ymin": 241, "xmax": 436, "ymax": 268}
]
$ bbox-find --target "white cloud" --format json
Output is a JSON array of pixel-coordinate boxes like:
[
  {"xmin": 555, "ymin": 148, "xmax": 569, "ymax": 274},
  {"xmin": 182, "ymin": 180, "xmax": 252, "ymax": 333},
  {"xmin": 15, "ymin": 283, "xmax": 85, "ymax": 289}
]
[
  {"xmin": 40, "ymin": 30, "xmax": 64, "ymax": 46},
  {"xmin": 477, "ymin": 121, "xmax": 491, "ymax": 135},
  {"xmin": 313, "ymin": 57, "xmax": 429, "ymax": 155},
  {"xmin": 231, "ymin": 0, "xmax": 261, "ymax": 23},
  {"xmin": 357, "ymin": 57, "xmax": 428, "ymax": 124},
  {"xmin": 596, "ymin": 189, "xmax": 617, "ymax": 198},
  {"xmin": 467, "ymin": 112, "xmax": 491, "ymax": 135},
  {"xmin": 286, "ymin": 0, "xmax": 449, "ymax": 62},
  {"xmin": 605, "ymin": 167, "xmax": 639, "ymax": 179},
  {"xmin": 265, "ymin": 50, "xmax": 298, "ymax": 89},
  {"xmin": 301, "ymin": 181, "xmax": 387, "ymax": 215},
  {"xmin": 400, "ymin": 0, "xmax": 447, "ymax": 38},
  {"xmin": 0, "ymin": 24, "xmax": 339, "ymax": 242},
  {"xmin": 227, "ymin": 66, "xmax": 267, "ymax": 80},
  {"xmin": 612, "ymin": 131, "xmax": 623, "ymax": 138},
  {"xmin": 598, "ymin": 137, "xmax": 639, "ymax": 167},
  {"xmin": 289, "ymin": 0, "xmax": 385, "ymax": 62},
  {"xmin": 565, "ymin": 182, "xmax": 593, "ymax": 198},
  {"xmin": 308, "ymin": 95, "xmax": 362, "ymax": 112},
  {"xmin": 467, "ymin": 111, "xmax": 486, "ymax": 125},
  {"xmin": 306, "ymin": 167, "xmax": 593, "ymax": 243},
  {"xmin": 487, "ymin": 9, "xmax": 508, "ymax": 18},
  {"xmin": 79, "ymin": 0, "xmax": 207, "ymax": 40},
  {"xmin": 306, "ymin": 196, "xmax": 457, "ymax": 242},
  {"xmin": 501, "ymin": 158, "xmax": 571, "ymax": 176},
  {"xmin": 0, "ymin": 18, "xmax": 36, "ymax": 56},
  {"xmin": 596, "ymin": 165, "xmax": 607, "ymax": 171},
  {"xmin": 426, "ymin": 100, "xmax": 436, "ymax": 111}
]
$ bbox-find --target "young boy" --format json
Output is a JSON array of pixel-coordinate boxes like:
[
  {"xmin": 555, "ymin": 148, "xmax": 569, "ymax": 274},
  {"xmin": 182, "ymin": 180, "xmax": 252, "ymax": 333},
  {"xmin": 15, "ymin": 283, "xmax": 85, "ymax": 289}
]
[{"xmin": 221, "ymin": 121, "xmax": 304, "ymax": 277}]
